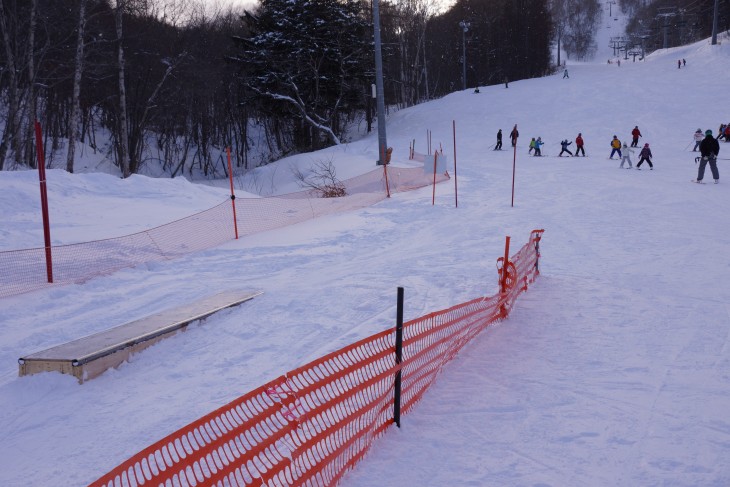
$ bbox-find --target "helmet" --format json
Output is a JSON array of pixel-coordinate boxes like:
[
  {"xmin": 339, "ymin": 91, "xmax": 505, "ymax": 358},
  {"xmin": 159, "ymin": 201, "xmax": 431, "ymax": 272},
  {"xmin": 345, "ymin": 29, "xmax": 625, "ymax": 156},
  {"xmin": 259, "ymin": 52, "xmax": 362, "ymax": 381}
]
[
  {"xmin": 706, "ymin": 130, "xmax": 713, "ymax": 136},
  {"xmin": 613, "ymin": 135, "xmax": 617, "ymax": 138},
  {"xmin": 697, "ymin": 128, "xmax": 702, "ymax": 132},
  {"xmin": 644, "ymin": 143, "xmax": 649, "ymax": 147}
]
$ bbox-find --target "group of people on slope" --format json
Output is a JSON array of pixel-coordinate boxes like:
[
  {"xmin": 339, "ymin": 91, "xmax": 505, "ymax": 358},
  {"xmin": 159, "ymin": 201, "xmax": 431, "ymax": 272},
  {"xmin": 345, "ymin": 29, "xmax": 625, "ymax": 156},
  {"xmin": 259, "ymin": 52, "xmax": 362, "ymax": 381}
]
[
  {"xmin": 492, "ymin": 125, "xmax": 720, "ymax": 183},
  {"xmin": 610, "ymin": 134, "xmax": 653, "ymax": 169}
]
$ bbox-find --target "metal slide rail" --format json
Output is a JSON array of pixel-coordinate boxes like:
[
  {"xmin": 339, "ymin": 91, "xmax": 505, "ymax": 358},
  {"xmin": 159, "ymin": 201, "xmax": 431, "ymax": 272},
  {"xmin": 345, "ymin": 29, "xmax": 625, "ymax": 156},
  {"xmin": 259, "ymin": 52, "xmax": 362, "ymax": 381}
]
[{"xmin": 91, "ymin": 230, "xmax": 544, "ymax": 487}]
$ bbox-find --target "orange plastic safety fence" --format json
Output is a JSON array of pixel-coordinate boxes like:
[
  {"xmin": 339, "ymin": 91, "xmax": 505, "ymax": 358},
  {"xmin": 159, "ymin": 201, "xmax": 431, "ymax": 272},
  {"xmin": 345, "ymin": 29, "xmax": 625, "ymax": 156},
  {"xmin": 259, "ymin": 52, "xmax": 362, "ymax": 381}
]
[
  {"xmin": 89, "ymin": 230, "xmax": 543, "ymax": 487},
  {"xmin": 0, "ymin": 167, "xmax": 449, "ymax": 299}
]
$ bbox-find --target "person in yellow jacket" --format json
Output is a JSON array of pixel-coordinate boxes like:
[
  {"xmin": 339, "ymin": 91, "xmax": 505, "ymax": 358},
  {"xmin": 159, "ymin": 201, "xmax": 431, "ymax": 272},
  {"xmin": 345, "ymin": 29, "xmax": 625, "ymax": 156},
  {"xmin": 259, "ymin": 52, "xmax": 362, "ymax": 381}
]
[{"xmin": 609, "ymin": 135, "xmax": 622, "ymax": 159}]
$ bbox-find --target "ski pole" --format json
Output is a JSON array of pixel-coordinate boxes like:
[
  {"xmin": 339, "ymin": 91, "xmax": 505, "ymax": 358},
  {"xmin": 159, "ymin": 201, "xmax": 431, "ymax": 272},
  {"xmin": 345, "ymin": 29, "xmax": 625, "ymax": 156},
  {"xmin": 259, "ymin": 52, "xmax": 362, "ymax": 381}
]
[{"xmin": 683, "ymin": 141, "xmax": 693, "ymax": 151}]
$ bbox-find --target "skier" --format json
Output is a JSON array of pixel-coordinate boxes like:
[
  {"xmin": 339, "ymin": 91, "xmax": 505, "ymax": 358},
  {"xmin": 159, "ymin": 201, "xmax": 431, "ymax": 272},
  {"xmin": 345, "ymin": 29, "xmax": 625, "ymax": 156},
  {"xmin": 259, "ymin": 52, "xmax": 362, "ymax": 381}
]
[
  {"xmin": 636, "ymin": 143, "xmax": 653, "ymax": 170},
  {"xmin": 609, "ymin": 135, "xmax": 622, "ymax": 159},
  {"xmin": 694, "ymin": 129, "xmax": 720, "ymax": 184},
  {"xmin": 692, "ymin": 129, "xmax": 704, "ymax": 152},
  {"xmin": 533, "ymin": 137, "xmax": 544, "ymax": 156},
  {"xmin": 510, "ymin": 125, "xmax": 519, "ymax": 147},
  {"xmin": 528, "ymin": 137, "xmax": 536, "ymax": 155},
  {"xmin": 678, "ymin": 60, "xmax": 681, "ymax": 69},
  {"xmin": 495, "ymin": 129, "xmax": 503, "ymax": 150},
  {"xmin": 575, "ymin": 133, "xmax": 586, "ymax": 156},
  {"xmin": 619, "ymin": 143, "xmax": 634, "ymax": 169},
  {"xmin": 630, "ymin": 126, "xmax": 642, "ymax": 147},
  {"xmin": 558, "ymin": 139, "xmax": 573, "ymax": 156},
  {"xmin": 563, "ymin": 69, "xmax": 569, "ymax": 79}
]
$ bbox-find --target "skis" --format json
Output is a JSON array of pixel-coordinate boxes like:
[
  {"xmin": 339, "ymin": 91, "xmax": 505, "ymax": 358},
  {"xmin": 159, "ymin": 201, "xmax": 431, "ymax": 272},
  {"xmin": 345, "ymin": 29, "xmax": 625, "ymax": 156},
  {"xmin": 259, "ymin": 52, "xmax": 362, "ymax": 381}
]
[{"xmin": 691, "ymin": 179, "xmax": 706, "ymax": 184}]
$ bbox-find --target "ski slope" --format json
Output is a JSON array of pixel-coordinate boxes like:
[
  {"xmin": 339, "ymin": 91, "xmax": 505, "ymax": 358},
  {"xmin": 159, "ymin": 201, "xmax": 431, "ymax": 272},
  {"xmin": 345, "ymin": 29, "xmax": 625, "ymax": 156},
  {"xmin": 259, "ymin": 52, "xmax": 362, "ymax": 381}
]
[{"xmin": 1, "ymin": 35, "xmax": 729, "ymax": 486}]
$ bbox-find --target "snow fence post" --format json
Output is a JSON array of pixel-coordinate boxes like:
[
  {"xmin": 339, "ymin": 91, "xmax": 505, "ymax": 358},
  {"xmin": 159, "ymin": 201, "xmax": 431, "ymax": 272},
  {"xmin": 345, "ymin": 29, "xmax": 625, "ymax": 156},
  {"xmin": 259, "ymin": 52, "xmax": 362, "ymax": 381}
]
[
  {"xmin": 394, "ymin": 286, "xmax": 404, "ymax": 427},
  {"xmin": 34, "ymin": 120, "xmax": 53, "ymax": 283}
]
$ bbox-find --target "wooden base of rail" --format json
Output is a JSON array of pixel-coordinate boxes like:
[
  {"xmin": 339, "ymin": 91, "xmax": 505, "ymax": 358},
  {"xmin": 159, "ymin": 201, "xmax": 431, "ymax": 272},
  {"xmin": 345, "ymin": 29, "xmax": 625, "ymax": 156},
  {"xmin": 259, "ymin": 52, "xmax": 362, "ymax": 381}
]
[{"xmin": 19, "ymin": 289, "xmax": 263, "ymax": 383}]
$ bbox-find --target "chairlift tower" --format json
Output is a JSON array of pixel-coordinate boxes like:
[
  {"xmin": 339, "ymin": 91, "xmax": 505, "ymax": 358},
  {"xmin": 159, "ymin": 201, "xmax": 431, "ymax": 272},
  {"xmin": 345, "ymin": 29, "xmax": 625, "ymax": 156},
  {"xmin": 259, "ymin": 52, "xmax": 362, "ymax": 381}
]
[
  {"xmin": 459, "ymin": 21, "xmax": 470, "ymax": 91},
  {"xmin": 656, "ymin": 8, "xmax": 677, "ymax": 49}
]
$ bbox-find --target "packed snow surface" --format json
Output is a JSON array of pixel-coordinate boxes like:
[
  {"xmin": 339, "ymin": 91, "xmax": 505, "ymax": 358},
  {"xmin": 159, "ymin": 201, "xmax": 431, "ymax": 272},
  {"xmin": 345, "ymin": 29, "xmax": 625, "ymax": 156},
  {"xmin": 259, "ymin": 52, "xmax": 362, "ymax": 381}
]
[{"xmin": 1, "ymin": 36, "xmax": 730, "ymax": 486}]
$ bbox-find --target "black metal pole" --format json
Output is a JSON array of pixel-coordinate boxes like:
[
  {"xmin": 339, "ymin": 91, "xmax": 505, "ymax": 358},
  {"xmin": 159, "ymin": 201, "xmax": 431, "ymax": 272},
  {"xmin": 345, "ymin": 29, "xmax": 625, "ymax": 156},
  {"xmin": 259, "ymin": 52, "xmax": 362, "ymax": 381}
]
[{"xmin": 394, "ymin": 286, "xmax": 404, "ymax": 427}]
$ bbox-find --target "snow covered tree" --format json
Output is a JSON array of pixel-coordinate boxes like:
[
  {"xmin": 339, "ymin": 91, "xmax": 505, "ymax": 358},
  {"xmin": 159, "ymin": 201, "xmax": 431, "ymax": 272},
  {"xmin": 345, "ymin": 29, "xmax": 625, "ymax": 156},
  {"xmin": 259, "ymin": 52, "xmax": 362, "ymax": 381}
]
[{"xmin": 233, "ymin": 0, "xmax": 371, "ymax": 151}]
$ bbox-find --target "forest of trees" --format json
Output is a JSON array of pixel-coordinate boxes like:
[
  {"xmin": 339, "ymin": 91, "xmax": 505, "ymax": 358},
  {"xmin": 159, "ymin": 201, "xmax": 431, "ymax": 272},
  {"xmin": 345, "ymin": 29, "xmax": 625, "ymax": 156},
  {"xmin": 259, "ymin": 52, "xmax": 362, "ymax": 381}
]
[
  {"xmin": 623, "ymin": 0, "xmax": 730, "ymax": 53},
  {"xmin": 4, "ymin": 0, "xmax": 690, "ymax": 179}
]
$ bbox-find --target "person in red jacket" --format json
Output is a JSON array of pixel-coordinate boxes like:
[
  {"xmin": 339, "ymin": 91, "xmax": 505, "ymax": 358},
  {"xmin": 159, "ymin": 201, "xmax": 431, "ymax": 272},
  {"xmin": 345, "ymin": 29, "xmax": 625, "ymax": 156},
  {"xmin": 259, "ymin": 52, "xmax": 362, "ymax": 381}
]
[
  {"xmin": 631, "ymin": 126, "xmax": 642, "ymax": 147},
  {"xmin": 575, "ymin": 133, "xmax": 585, "ymax": 156}
]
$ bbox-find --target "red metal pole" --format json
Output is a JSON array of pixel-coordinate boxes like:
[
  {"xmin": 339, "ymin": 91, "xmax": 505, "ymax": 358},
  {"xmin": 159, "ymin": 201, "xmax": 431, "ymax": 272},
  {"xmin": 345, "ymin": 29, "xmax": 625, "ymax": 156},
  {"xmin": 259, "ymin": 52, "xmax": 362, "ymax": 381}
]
[
  {"xmin": 226, "ymin": 147, "xmax": 239, "ymax": 239},
  {"xmin": 453, "ymin": 120, "xmax": 458, "ymax": 208},
  {"xmin": 432, "ymin": 153, "xmax": 437, "ymax": 205},
  {"xmin": 511, "ymin": 124, "xmax": 518, "ymax": 208},
  {"xmin": 34, "ymin": 120, "xmax": 53, "ymax": 283},
  {"xmin": 501, "ymin": 236, "xmax": 511, "ymax": 294},
  {"xmin": 499, "ymin": 235, "xmax": 511, "ymax": 318},
  {"xmin": 382, "ymin": 158, "xmax": 391, "ymax": 198}
]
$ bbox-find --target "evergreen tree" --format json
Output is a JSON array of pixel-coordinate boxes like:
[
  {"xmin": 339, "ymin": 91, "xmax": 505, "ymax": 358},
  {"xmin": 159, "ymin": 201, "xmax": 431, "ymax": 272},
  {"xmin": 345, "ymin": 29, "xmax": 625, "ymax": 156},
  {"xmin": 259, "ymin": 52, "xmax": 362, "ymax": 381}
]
[{"xmin": 234, "ymin": 0, "xmax": 371, "ymax": 151}]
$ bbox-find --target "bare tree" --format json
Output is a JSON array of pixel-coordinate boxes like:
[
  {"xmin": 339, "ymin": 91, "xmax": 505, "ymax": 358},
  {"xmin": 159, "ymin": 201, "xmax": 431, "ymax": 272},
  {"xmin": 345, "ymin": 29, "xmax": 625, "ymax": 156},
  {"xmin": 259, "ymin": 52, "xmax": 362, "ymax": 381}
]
[
  {"xmin": 115, "ymin": 0, "xmax": 131, "ymax": 177},
  {"xmin": 66, "ymin": 0, "xmax": 89, "ymax": 174},
  {"xmin": 0, "ymin": 0, "xmax": 22, "ymax": 169}
]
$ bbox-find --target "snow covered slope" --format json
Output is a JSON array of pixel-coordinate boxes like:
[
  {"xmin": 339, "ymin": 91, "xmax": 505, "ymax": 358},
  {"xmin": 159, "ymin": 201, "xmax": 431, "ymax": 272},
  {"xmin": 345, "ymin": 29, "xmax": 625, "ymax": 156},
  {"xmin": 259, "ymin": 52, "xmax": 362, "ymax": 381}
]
[{"xmin": 0, "ymin": 36, "xmax": 729, "ymax": 486}]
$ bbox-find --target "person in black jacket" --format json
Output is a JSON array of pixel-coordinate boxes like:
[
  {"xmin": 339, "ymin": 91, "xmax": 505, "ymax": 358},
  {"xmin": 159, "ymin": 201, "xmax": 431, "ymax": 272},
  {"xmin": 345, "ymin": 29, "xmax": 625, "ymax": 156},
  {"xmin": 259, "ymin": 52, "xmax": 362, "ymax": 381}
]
[
  {"xmin": 695, "ymin": 129, "xmax": 720, "ymax": 183},
  {"xmin": 636, "ymin": 143, "xmax": 653, "ymax": 169},
  {"xmin": 495, "ymin": 129, "xmax": 503, "ymax": 150}
]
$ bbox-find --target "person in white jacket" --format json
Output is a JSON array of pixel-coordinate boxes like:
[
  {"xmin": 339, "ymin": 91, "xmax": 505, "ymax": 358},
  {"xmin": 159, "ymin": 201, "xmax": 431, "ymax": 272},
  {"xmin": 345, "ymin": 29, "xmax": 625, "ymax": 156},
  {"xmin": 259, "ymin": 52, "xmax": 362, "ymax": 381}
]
[
  {"xmin": 692, "ymin": 128, "xmax": 703, "ymax": 151},
  {"xmin": 620, "ymin": 143, "xmax": 634, "ymax": 169}
]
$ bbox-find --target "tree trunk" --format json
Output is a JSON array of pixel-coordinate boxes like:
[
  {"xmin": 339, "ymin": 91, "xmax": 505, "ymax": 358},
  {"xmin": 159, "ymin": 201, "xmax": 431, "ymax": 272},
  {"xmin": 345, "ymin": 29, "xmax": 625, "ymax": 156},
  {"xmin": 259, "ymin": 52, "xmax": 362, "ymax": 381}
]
[
  {"xmin": 25, "ymin": 0, "xmax": 38, "ymax": 169},
  {"xmin": 0, "ymin": 0, "xmax": 20, "ymax": 170},
  {"xmin": 67, "ymin": 0, "xmax": 88, "ymax": 174},
  {"xmin": 116, "ymin": 0, "xmax": 131, "ymax": 178}
]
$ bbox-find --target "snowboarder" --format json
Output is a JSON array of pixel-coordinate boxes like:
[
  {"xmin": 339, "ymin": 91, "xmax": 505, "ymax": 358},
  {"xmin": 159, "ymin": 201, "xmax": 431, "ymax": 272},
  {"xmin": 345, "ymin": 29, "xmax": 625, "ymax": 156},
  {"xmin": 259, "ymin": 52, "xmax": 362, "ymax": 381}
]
[
  {"xmin": 609, "ymin": 135, "xmax": 622, "ymax": 159},
  {"xmin": 504, "ymin": 77, "xmax": 509, "ymax": 88},
  {"xmin": 563, "ymin": 69, "xmax": 569, "ymax": 79},
  {"xmin": 575, "ymin": 133, "xmax": 586, "ymax": 156},
  {"xmin": 636, "ymin": 143, "xmax": 653, "ymax": 169},
  {"xmin": 678, "ymin": 60, "xmax": 681, "ymax": 69},
  {"xmin": 619, "ymin": 143, "xmax": 634, "ymax": 169},
  {"xmin": 694, "ymin": 130, "xmax": 720, "ymax": 183},
  {"xmin": 528, "ymin": 137, "xmax": 536, "ymax": 154},
  {"xmin": 510, "ymin": 125, "xmax": 519, "ymax": 147},
  {"xmin": 630, "ymin": 126, "xmax": 642, "ymax": 147},
  {"xmin": 533, "ymin": 137, "xmax": 544, "ymax": 156},
  {"xmin": 558, "ymin": 139, "xmax": 573, "ymax": 156},
  {"xmin": 495, "ymin": 129, "xmax": 503, "ymax": 150},
  {"xmin": 693, "ymin": 129, "xmax": 704, "ymax": 151}
]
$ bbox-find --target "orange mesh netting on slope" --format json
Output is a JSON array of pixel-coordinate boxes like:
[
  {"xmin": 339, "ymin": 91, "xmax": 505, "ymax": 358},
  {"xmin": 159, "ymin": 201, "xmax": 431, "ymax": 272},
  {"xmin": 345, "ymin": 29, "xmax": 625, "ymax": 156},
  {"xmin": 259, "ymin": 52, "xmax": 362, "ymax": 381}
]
[
  {"xmin": 0, "ymin": 167, "xmax": 449, "ymax": 299},
  {"xmin": 90, "ymin": 230, "xmax": 544, "ymax": 487}
]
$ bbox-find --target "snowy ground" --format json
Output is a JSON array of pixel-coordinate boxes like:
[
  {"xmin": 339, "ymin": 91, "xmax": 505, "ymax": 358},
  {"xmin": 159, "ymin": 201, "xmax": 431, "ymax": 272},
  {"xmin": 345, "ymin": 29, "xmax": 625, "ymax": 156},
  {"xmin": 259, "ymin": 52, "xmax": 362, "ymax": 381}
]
[{"xmin": 1, "ymin": 35, "xmax": 729, "ymax": 486}]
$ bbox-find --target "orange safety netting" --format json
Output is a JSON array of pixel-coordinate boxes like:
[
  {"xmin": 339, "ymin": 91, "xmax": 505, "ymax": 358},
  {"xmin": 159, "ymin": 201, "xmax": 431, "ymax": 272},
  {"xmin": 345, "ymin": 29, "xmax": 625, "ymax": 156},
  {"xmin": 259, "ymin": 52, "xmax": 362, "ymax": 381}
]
[
  {"xmin": 0, "ymin": 167, "xmax": 449, "ymax": 299},
  {"xmin": 90, "ymin": 229, "xmax": 544, "ymax": 487}
]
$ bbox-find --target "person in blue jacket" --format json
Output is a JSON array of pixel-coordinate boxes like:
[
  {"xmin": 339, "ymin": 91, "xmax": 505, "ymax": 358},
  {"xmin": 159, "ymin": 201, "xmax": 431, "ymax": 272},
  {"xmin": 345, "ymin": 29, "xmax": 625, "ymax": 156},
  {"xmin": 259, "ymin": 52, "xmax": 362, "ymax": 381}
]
[{"xmin": 533, "ymin": 137, "xmax": 544, "ymax": 156}]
